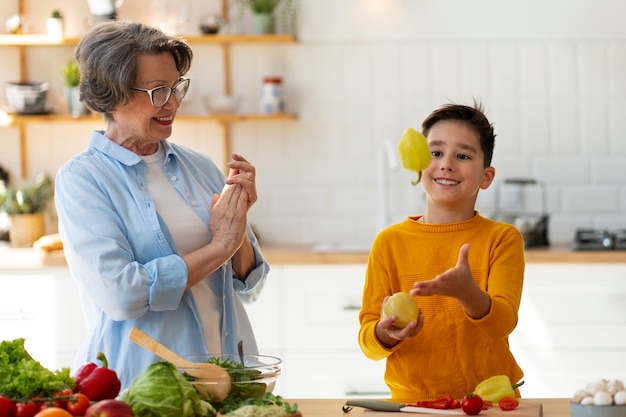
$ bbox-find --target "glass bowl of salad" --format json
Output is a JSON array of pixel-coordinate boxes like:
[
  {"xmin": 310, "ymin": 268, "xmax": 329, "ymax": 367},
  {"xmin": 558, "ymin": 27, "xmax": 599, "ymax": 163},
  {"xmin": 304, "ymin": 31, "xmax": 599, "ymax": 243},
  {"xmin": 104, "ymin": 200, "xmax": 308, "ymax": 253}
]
[{"xmin": 179, "ymin": 354, "xmax": 281, "ymax": 405}]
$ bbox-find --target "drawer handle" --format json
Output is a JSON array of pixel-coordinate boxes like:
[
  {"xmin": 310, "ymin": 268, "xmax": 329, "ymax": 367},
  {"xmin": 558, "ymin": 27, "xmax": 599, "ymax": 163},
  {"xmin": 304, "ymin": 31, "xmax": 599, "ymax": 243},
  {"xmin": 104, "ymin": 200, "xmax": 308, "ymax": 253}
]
[
  {"xmin": 344, "ymin": 390, "xmax": 390, "ymax": 396},
  {"xmin": 342, "ymin": 305, "xmax": 361, "ymax": 311},
  {"xmin": 0, "ymin": 310, "xmax": 29, "ymax": 320}
]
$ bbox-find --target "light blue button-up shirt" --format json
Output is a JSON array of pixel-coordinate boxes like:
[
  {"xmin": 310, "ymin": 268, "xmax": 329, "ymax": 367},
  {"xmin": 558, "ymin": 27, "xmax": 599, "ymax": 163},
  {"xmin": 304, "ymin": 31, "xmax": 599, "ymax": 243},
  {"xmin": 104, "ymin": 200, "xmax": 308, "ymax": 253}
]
[{"xmin": 55, "ymin": 131, "xmax": 269, "ymax": 391}]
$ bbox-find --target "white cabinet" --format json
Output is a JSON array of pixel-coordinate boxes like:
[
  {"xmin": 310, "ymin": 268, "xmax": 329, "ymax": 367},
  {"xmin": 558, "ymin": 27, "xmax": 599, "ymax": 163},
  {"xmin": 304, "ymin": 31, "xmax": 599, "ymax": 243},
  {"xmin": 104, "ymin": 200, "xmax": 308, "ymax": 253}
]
[
  {"xmin": 510, "ymin": 263, "xmax": 626, "ymax": 398},
  {"xmin": 245, "ymin": 264, "xmax": 390, "ymax": 399},
  {"xmin": 0, "ymin": 267, "xmax": 86, "ymax": 370},
  {"xmin": 247, "ymin": 262, "xmax": 626, "ymax": 399}
]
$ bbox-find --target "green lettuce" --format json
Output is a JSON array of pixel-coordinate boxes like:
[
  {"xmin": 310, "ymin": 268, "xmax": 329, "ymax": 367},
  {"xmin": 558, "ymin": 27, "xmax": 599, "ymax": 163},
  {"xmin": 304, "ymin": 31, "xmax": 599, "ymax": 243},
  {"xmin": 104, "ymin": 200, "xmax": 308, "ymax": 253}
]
[
  {"xmin": 122, "ymin": 361, "xmax": 216, "ymax": 417},
  {"xmin": 0, "ymin": 338, "xmax": 74, "ymax": 400}
]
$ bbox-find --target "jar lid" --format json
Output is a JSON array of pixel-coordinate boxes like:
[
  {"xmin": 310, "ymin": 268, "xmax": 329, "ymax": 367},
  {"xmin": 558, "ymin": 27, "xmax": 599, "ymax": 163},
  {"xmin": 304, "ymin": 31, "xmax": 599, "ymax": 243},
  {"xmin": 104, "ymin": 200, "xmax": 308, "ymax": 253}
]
[{"xmin": 262, "ymin": 76, "xmax": 282, "ymax": 84}]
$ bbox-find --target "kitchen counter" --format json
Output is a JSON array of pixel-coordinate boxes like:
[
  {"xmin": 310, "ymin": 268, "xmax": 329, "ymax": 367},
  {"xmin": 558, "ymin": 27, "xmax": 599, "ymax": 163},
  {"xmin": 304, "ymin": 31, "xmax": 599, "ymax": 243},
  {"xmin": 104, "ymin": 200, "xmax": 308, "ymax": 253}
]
[
  {"xmin": 290, "ymin": 398, "xmax": 568, "ymax": 417},
  {"xmin": 0, "ymin": 243, "xmax": 625, "ymax": 269}
]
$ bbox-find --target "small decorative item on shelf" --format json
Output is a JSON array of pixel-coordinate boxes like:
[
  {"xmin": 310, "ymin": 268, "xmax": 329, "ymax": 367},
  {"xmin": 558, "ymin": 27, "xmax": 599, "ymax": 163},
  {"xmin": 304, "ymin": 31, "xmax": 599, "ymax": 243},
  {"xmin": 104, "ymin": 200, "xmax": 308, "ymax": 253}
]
[
  {"xmin": 46, "ymin": 10, "xmax": 65, "ymax": 39},
  {"xmin": 199, "ymin": 14, "xmax": 222, "ymax": 34},
  {"xmin": 62, "ymin": 60, "xmax": 90, "ymax": 118},
  {"xmin": 234, "ymin": 0, "xmax": 299, "ymax": 35},
  {"xmin": 0, "ymin": 173, "xmax": 53, "ymax": 247},
  {"xmin": 259, "ymin": 76, "xmax": 284, "ymax": 114}
]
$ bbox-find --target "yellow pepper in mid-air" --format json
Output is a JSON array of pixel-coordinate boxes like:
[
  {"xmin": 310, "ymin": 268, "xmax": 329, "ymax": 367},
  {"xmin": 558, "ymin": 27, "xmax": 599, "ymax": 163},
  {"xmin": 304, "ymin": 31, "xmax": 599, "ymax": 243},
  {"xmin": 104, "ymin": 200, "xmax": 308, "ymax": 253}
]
[
  {"xmin": 473, "ymin": 375, "xmax": 525, "ymax": 402},
  {"xmin": 397, "ymin": 127, "xmax": 432, "ymax": 185}
]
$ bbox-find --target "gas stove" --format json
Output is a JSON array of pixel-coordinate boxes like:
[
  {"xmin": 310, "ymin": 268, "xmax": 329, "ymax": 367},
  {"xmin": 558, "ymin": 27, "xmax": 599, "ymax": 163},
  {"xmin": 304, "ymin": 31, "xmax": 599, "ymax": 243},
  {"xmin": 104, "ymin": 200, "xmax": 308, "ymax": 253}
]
[{"xmin": 571, "ymin": 229, "xmax": 626, "ymax": 250}]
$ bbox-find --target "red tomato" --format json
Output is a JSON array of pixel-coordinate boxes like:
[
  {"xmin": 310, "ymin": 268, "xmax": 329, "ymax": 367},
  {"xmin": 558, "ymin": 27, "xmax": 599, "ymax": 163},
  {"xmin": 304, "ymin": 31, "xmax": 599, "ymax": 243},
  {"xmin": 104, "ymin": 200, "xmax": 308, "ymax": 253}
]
[
  {"xmin": 65, "ymin": 394, "xmax": 90, "ymax": 417},
  {"xmin": 0, "ymin": 396, "xmax": 14, "ymax": 417},
  {"xmin": 13, "ymin": 402, "xmax": 39, "ymax": 417},
  {"xmin": 461, "ymin": 394, "xmax": 484, "ymax": 415},
  {"xmin": 52, "ymin": 389, "xmax": 74, "ymax": 410},
  {"xmin": 499, "ymin": 397, "xmax": 519, "ymax": 411}
]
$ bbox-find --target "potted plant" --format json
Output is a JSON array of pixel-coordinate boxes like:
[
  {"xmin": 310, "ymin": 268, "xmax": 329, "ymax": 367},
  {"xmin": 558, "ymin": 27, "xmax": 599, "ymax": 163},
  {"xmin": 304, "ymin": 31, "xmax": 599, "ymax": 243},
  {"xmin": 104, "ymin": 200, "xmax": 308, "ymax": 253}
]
[
  {"xmin": 0, "ymin": 173, "xmax": 53, "ymax": 247},
  {"xmin": 61, "ymin": 60, "xmax": 89, "ymax": 117},
  {"xmin": 46, "ymin": 9, "xmax": 64, "ymax": 39},
  {"xmin": 234, "ymin": 0, "xmax": 299, "ymax": 35}
]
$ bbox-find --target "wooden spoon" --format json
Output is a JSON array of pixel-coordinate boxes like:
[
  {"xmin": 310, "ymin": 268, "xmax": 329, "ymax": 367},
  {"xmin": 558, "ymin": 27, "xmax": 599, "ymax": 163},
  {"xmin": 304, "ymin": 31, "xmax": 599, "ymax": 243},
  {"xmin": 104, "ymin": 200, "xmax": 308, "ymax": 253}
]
[{"xmin": 128, "ymin": 327, "xmax": 231, "ymax": 401}]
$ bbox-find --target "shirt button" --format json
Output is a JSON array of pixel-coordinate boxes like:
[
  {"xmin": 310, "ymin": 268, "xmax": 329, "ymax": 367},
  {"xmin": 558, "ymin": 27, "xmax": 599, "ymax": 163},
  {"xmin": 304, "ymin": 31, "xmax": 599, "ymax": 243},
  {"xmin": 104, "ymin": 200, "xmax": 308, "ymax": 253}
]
[{"xmin": 170, "ymin": 175, "xmax": 177, "ymax": 181}]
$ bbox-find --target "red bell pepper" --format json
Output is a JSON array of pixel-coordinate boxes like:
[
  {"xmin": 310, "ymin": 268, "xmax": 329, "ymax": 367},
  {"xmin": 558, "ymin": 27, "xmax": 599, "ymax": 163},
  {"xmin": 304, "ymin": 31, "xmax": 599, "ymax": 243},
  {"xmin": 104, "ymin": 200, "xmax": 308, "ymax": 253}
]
[
  {"xmin": 410, "ymin": 396, "xmax": 461, "ymax": 409},
  {"xmin": 74, "ymin": 352, "xmax": 121, "ymax": 401}
]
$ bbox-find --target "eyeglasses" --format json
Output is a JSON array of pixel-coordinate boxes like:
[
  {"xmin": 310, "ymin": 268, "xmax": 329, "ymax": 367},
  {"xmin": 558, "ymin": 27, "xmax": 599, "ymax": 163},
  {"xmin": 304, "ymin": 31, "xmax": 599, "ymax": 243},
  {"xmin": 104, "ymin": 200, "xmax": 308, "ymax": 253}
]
[{"xmin": 131, "ymin": 77, "xmax": 190, "ymax": 108}]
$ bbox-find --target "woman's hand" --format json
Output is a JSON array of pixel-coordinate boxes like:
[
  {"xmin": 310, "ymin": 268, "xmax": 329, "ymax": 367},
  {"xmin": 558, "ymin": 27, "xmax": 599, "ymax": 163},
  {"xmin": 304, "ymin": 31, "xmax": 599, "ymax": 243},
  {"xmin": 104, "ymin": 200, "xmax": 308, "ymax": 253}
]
[
  {"xmin": 224, "ymin": 153, "xmax": 257, "ymax": 211},
  {"xmin": 209, "ymin": 179, "xmax": 249, "ymax": 256}
]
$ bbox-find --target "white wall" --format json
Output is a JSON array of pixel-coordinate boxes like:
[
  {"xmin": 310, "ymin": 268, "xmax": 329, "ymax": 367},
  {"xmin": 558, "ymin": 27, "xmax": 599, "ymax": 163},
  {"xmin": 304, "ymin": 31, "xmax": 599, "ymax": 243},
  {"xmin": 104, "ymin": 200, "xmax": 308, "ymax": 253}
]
[{"xmin": 1, "ymin": 0, "xmax": 625, "ymax": 247}]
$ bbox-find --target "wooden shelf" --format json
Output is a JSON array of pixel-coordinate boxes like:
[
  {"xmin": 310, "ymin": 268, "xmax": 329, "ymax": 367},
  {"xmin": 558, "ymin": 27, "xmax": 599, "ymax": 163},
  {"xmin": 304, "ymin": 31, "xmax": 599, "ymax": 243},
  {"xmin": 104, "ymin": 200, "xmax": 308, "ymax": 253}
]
[
  {"xmin": 0, "ymin": 112, "xmax": 296, "ymax": 127},
  {"xmin": 0, "ymin": 33, "xmax": 296, "ymax": 47}
]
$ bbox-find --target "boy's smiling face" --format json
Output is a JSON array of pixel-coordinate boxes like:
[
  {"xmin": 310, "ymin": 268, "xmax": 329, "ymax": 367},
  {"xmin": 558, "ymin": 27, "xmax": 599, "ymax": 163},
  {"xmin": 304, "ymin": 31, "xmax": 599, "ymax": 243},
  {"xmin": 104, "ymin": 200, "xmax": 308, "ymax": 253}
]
[{"xmin": 422, "ymin": 120, "xmax": 495, "ymax": 212}]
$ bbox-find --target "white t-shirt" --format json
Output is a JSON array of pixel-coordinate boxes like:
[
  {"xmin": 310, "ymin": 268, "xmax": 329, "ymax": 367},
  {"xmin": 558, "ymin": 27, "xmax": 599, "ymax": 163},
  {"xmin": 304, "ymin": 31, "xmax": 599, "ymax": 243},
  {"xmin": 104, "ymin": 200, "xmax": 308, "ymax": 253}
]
[{"xmin": 141, "ymin": 143, "xmax": 221, "ymax": 354}]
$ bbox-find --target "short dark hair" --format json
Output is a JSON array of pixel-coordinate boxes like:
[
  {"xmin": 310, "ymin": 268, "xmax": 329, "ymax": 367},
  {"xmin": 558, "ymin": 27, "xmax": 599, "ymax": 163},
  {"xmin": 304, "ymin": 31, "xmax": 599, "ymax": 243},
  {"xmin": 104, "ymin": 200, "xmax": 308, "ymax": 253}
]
[
  {"xmin": 75, "ymin": 20, "xmax": 193, "ymax": 121},
  {"xmin": 421, "ymin": 100, "xmax": 496, "ymax": 167}
]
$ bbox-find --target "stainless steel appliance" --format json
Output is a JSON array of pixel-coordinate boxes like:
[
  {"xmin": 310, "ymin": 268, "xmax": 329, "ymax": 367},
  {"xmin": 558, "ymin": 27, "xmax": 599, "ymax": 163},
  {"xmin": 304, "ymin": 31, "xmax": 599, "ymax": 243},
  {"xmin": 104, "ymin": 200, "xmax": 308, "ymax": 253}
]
[
  {"xmin": 492, "ymin": 178, "xmax": 549, "ymax": 248},
  {"xmin": 571, "ymin": 229, "xmax": 626, "ymax": 250}
]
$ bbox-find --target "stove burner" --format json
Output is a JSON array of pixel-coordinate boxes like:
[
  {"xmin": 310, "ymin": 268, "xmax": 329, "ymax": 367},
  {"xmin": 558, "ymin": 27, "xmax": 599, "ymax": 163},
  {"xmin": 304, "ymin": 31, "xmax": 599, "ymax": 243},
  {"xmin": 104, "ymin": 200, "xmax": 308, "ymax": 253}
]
[{"xmin": 572, "ymin": 229, "xmax": 626, "ymax": 250}]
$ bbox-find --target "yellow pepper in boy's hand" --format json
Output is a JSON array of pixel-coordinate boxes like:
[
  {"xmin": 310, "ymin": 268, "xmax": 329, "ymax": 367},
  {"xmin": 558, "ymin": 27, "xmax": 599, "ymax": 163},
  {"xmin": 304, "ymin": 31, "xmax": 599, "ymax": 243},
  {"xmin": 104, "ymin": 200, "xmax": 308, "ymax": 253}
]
[
  {"xmin": 397, "ymin": 127, "xmax": 432, "ymax": 185},
  {"xmin": 473, "ymin": 375, "xmax": 524, "ymax": 402}
]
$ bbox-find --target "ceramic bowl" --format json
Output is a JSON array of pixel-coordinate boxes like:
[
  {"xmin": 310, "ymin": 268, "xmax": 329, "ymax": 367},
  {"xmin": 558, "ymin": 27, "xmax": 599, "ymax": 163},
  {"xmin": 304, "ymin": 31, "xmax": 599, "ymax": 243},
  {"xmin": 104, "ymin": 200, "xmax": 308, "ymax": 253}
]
[
  {"xmin": 204, "ymin": 95, "xmax": 240, "ymax": 114},
  {"xmin": 4, "ymin": 81, "xmax": 49, "ymax": 114},
  {"xmin": 180, "ymin": 354, "xmax": 281, "ymax": 401},
  {"xmin": 570, "ymin": 402, "xmax": 626, "ymax": 417}
]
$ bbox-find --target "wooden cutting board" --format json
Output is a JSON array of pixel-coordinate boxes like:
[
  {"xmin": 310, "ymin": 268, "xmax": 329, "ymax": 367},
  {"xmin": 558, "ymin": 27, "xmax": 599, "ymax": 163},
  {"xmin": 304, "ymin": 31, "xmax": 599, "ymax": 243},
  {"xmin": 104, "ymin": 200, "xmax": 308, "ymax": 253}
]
[{"xmin": 360, "ymin": 401, "xmax": 543, "ymax": 417}]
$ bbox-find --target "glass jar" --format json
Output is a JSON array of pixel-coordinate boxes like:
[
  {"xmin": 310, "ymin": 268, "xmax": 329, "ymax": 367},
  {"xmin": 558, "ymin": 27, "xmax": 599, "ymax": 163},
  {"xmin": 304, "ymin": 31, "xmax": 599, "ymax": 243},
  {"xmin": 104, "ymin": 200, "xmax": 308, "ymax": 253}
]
[{"xmin": 259, "ymin": 76, "xmax": 284, "ymax": 114}]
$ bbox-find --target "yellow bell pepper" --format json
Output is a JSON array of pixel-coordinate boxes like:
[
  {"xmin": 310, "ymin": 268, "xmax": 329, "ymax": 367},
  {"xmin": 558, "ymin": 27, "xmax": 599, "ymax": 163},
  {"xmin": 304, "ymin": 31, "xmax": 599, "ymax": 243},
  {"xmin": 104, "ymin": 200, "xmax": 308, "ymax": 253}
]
[
  {"xmin": 397, "ymin": 127, "xmax": 432, "ymax": 185},
  {"xmin": 473, "ymin": 375, "xmax": 524, "ymax": 402},
  {"xmin": 382, "ymin": 292, "xmax": 419, "ymax": 328}
]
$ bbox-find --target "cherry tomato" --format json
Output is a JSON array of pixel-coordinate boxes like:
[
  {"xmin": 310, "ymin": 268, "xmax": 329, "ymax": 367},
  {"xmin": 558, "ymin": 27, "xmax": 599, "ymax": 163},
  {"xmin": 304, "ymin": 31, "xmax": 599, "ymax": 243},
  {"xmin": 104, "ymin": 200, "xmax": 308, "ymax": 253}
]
[
  {"xmin": 51, "ymin": 389, "xmax": 74, "ymax": 410},
  {"xmin": 65, "ymin": 394, "xmax": 90, "ymax": 417},
  {"xmin": 0, "ymin": 396, "xmax": 14, "ymax": 417},
  {"xmin": 499, "ymin": 397, "xmax": 519, "ymax": 411},
  {"xmin": 14, "ymin": 402, "xmax": 39, "ymax": 417},
  {"xmin": 461, "ymin": 393, "xmax": 484, "ymax": 415}
]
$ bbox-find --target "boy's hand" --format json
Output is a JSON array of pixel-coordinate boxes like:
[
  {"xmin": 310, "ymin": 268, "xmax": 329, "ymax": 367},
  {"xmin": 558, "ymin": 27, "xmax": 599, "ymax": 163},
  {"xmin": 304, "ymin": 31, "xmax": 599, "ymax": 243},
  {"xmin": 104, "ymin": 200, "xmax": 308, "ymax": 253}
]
[
  {"xmin": 375, "ymin": 297, "xmax": 425, "ymax": 348},
  {"xmin": 410, "ymin": 243, "xmax": 474, "ymax": 298},
  {"xmin": 410, "ymin": 243, "xmax": 491, "ymax": 319}
]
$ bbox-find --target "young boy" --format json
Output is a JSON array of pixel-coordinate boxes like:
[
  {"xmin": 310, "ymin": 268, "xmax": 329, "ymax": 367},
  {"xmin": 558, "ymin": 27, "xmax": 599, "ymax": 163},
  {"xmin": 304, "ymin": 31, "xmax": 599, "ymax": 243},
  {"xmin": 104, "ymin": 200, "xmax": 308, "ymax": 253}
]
[{"xmin": 358, "ymin": 101, "xmax": 525, "ymax": 401}]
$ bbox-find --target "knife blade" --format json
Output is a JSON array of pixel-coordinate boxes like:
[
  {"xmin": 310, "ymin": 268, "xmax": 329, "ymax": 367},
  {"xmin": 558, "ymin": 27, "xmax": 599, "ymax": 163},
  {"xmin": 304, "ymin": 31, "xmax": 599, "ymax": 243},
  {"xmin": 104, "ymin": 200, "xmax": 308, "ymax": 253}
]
[{"xmin": 344, "ymin": 399, "xmax": 465, "ymax": 414}]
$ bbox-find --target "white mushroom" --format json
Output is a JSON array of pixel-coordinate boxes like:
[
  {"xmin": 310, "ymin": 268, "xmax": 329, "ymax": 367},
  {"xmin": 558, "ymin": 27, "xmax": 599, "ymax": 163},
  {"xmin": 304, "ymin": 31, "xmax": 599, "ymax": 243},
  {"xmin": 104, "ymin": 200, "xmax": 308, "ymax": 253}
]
[
  {"xmin": 614, "ymin": 390, "xmax": 626, "ymax": 405},
  {"xmin": 581, "ymin": 397, "xmax": 595, "ymax": 405},
  {"xmin": 607, "ymin": 379, "xmax": 625, "ymax": 396},
  {"xmin": 594, "ymin": 391, "xmax": 613, "ymax": 406},
  {"xmin": 586, "ymin": 380, "xmax": 608, "ymax": 396},
  {"xmin": 572, "ymin": 390, "xmax": 589, "ymax": 404}
]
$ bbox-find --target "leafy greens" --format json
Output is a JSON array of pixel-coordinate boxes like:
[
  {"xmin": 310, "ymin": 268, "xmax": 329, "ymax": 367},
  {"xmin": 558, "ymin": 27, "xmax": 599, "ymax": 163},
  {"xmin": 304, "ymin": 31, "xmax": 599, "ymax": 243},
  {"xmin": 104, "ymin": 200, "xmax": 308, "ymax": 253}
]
[{"xmin": 0, "ymin": 338, "xmax": 74, "ymax": 401}]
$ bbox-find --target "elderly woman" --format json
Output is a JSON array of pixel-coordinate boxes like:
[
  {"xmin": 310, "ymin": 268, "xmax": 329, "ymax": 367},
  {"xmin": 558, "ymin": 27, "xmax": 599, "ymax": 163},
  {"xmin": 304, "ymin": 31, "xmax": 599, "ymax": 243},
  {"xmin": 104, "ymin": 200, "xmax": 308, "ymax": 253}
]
[{"xmin": 54, "ymin": 20, "xmax": 269, "ymax": 390}]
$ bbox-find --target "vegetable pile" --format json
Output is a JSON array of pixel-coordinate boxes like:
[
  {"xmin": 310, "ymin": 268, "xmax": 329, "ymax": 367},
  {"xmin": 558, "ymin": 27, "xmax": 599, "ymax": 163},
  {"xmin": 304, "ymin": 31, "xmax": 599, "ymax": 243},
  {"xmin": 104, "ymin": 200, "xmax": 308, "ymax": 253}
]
[
  {"xmin": 0, "ymin": 339, "xmax": 122, "ymax": 417},
  {"xmin": 572, "ymin": 378, "xmax": 626, "ymax": 406},
  {"xmin": 0, "ymin": 336, "xmax": 298, "ymax": 417}
]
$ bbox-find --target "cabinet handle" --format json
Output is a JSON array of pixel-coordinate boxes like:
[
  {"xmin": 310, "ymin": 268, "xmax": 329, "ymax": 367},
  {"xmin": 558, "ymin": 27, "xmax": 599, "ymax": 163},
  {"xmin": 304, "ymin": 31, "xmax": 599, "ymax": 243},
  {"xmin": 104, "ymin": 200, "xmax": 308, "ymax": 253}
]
[
  {"xmin": 342, "ymin": 305, "xmax": 361, "ymax": 311},
  {"xmin": 0, "ymin": 310, "xmax": 29, "ymax": 320},
  {"xmin": 344, "ymin": 390, "xmax": 390, "ymax": 396}
]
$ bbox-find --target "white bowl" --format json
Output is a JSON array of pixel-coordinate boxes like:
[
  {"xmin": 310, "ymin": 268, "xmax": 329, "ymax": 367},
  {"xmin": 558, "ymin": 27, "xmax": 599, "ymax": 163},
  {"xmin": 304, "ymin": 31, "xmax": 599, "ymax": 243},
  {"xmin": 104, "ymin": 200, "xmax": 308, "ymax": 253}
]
[
  {"xmin": 571, "ymin": 402, "xmax": 626, "ymax": 417},
  {"xmin": 205, "ymin": 95, "xmax": 240, "ymax": 114}
]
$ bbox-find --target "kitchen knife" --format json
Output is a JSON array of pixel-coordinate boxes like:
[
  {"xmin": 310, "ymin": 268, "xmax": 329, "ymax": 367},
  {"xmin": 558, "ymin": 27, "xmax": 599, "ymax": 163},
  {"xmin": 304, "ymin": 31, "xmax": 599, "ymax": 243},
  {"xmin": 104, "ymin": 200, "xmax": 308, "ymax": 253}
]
[{"xmin": 344, "ymin": 399, "xmax": 465, "ymax": 414}]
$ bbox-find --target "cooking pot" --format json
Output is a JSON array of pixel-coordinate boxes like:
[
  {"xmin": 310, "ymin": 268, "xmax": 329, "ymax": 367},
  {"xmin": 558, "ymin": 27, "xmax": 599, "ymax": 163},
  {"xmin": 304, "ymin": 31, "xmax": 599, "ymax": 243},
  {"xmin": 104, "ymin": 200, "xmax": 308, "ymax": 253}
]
[{"xmin": 4, "ymin": 81, "xmax": 49, "ymax": 114}]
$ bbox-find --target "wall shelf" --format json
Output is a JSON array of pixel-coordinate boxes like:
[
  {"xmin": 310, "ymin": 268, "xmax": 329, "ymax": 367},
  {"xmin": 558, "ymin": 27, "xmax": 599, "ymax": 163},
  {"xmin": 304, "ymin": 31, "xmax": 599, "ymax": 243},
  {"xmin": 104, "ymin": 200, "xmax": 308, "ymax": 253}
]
[{"xmin": 1, "ymin": 26, "xmax": 297, "ymax": 177}]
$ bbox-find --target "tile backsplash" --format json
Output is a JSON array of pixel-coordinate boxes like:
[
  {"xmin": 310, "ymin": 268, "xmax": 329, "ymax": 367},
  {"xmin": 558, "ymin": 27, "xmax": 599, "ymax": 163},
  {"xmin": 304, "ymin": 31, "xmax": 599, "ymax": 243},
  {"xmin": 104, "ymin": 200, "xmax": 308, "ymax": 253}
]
[{"xmin": 1, "ymin": 0, "xmax": 625, "ymax": 247}]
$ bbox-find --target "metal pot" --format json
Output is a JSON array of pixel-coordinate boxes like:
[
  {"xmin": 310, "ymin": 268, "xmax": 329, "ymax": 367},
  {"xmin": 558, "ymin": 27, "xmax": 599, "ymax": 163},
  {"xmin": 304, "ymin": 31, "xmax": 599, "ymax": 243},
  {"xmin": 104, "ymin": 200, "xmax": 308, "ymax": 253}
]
[{"xmin": 4, "ymin": 81, "xmax": 49, "ymax": 114}]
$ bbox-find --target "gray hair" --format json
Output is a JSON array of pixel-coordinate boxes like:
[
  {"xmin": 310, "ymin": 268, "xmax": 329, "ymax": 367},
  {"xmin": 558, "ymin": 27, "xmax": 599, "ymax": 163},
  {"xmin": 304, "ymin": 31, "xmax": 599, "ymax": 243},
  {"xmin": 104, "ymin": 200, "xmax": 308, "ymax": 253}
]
[{"xmin": 75, "ymin": 20, "xmax": 193, "ymax": 121}]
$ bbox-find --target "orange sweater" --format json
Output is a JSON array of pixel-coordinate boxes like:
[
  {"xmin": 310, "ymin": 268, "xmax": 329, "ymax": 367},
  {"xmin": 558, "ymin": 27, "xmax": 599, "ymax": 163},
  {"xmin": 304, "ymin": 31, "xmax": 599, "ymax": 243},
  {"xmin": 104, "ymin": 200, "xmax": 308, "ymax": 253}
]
[{"xmin": 358, "ymin": 213, "xmax": 525, "ymax": 401}]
